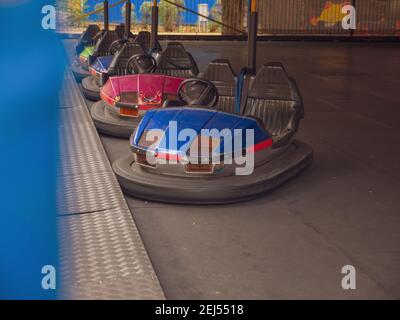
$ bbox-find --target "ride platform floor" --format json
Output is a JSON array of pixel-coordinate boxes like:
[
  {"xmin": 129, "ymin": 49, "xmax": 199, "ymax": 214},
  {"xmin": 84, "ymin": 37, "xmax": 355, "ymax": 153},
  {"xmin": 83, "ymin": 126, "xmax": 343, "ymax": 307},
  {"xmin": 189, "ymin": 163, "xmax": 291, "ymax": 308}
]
[{"xmin": 74, "ymin": 40, "xmax": 400, "ymax": 299}]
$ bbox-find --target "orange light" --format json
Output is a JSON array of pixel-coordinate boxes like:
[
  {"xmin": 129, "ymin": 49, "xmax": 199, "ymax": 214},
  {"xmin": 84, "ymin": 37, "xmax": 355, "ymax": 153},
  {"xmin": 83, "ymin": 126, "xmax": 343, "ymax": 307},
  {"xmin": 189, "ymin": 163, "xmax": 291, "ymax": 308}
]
[
  {"xmin": 89, "ymin": 68, "xmax": 99, "ymax": 78},
  {"xmin": 251, "ymin": 0, "xmax": 257, "ymax": 13},
  {"xmin": 185, "ymin": 163, "xmax": 214, "ymax": 174},
  {"xmin": 120, "ymin": 107, "xmax": 139, "ymax": 117}
]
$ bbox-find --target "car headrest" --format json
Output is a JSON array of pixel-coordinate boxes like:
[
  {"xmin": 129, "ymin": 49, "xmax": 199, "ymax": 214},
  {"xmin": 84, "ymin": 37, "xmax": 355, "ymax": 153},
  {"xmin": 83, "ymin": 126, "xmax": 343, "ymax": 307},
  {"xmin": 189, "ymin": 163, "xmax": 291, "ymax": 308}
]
[
  {"xmin": 94, "ymin": 30, "xmax": 121, "ymax": 54},
  {"xmin": 108, "ymin": 42, "xmax": 144, "ymax": 70},
  {"xmin": 135, "ymin": 31, "xmax": 150, "ymax": 41},
  {"xmin": 80, "ymin": 25, "xmax": 100, "ymax": 41},
  {"xmin": 134, "ymin": 31, "xmax": 162, "ymax": 52},
  {"xmin": 248, "ymin": 63, "xmax": 296, "ymax": 101},
  {"xmin": 124, "ymin": 42, "xmax": 144, "ymax": 56},
  {"xmin": 202, "ymin": 59, "xmax": 236, "ymax": 97},
  {"xmin": 157, "ymin": 42, "xmax": 196, "ymax": 71},
  {"xmin": 87, "ymin": 24, "xmax": 100, "ymax": 31},
  {"xmin": 77, "ymin": 25, "xmax": 101, "ymax": 55},
  {"xmin": 163, "ymin": 42, "xmax": 187, "ymax": 56},
  {"xmin": 114, "ymin": 24, "xmax": 126, "ymax": 38}
]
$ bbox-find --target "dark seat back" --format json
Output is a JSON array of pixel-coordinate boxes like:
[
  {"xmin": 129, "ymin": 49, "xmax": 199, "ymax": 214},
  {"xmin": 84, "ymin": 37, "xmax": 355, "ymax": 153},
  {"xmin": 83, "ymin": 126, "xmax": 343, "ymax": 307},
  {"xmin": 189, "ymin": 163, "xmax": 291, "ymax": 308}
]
[
  {"xmin": 78, "ymin": 24, "xmax": 100, "ymax": 44},
  {"xmin": 108, "ymin": 42, "xmax": 144, "ymax": 76},
  {"xmin": 156, "ymin": 42, "xmax": 199, "ymax": 78},
  {"xmin": 202, "ymin": 59, "xmax": 236, "ymax": 113},
  {"xmin": 244, "ymin": 63, "xmax": 304, "ymax": 140},
  {"xmin": 114, "ymin": 24, "xmax": 126, "ymax": 38},
  {"xmin": 76, "ymin": 25, "xmax": 100, "ymax": 55},
  {"xmin": 134, "ymin": 31, "xmax": 162, "ymax": 53},
  {"xmin": 92, "ymin": 30, "xmax": 121, "ymax": 60}
]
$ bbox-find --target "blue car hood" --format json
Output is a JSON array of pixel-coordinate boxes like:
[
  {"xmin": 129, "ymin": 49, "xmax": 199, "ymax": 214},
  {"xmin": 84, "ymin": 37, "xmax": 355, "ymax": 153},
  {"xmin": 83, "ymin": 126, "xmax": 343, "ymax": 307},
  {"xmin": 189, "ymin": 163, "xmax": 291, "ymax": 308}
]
[
  {"xmin": 132, "ymin": 107, "xmax": 271, "ymax": 156},
  {"xmin": 90, "ymin": 55, "xmax": 113, "ymax": 73}
]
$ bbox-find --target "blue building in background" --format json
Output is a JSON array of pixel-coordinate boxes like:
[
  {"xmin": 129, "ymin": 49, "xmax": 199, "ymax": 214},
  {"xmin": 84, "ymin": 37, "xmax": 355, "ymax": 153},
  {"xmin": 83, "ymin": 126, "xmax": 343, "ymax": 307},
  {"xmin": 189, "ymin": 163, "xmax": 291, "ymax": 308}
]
[{"xmin": 85, "ymin": 0, "xmax": 218, "ymax": 24}]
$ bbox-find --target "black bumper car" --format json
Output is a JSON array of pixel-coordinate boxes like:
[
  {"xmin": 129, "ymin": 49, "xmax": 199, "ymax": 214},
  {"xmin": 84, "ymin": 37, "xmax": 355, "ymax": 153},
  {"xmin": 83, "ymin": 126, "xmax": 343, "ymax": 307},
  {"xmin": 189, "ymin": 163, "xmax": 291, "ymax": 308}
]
[
  {"xmin": 134, "ymin": 29, "xmax": 162, "ymax": 53},
  {"xmin": 81, "ymin": 41, "xmax": 145, "ymax": 101},
  {"xmin": 112, "ymin": 62, "xmax": 313, "ymax": 204},
  {"xmin": 152, "ymin": 42, "xmax": 199, "ymax": 77},
  {"xmin": 75, "ymin": 24, "xmax": 100, "ymax": 56},
  {"xmin": 90, "ymin": 42, "xmax": 200, "ymax": 138},
  {"xmin": 72, "ymin": 24, "xmax": 126, "ymax": 82},
  {"xmin": 81, "ymin": 31, "xmax": 161, "ymax": 101}
]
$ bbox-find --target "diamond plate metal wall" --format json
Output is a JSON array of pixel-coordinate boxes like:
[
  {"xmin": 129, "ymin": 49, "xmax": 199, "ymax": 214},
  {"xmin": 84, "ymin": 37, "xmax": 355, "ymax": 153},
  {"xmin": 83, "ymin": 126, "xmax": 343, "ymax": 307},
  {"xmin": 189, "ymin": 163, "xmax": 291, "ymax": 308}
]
[{"xmin": 57, "ymin": 44, "xmax": 165, "ymax": 299}]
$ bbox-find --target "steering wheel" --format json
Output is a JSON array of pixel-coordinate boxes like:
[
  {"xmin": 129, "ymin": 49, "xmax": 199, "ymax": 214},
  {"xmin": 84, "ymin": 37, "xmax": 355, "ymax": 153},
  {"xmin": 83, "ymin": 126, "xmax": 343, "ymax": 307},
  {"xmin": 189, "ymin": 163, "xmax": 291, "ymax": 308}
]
[
  {"xmin": 126, "ymin": 54, "xmax": 157, "ymax": 74},
  {"xmin": 177, "ymin": 78, "xmax": 219, "ymax": 109},
  {"xmin": 109, "ymin": 39, "xmax": 126, "ymax": 55}
]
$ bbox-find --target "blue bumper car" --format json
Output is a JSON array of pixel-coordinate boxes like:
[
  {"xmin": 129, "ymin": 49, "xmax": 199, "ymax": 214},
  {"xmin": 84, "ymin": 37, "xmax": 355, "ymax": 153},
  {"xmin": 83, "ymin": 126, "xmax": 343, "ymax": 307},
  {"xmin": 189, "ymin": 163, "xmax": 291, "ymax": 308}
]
[{"xmin": 112, "ymin": 61, "xmax": 313, "ymax": 204}]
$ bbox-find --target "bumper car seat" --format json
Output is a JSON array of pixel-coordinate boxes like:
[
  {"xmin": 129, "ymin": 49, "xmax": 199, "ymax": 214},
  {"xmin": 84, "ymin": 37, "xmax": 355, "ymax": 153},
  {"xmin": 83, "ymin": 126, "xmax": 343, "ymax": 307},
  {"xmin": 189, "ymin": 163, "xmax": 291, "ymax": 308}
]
[
  {"xmin": 202, "ymin": 59, "xmax": 236, "ymax": 114},
  {"xmin": 82, "ymin": 42, "xmax": 145, "ymax": 101},
  {"xmin": 106, "ymin": 42, "xmax": 145, "ymax": 79},
  {"xmin": 72, "ymin": 28, "xmax": 123, "ymax": 82},
  {"xmin": 155, "ymin": 42, "xmax": 199, "ymax": 78},
  {"xmin": 243, "ymin": 62, "xmax": 304, "ymax": 149},
  {"xmin": 88, "ymin": 29, "xmax": 123, "ymax": 65},
  {"xmin": 134, "ymin": 31, "xmax": 162, "ymax": 53},
  {"xmin": 76, "ymin": 24, "xmax": 101, "ymax": 56},
  {"xmin": 112, "ymin": 62, "xmax": 313, "ymax": 204}
]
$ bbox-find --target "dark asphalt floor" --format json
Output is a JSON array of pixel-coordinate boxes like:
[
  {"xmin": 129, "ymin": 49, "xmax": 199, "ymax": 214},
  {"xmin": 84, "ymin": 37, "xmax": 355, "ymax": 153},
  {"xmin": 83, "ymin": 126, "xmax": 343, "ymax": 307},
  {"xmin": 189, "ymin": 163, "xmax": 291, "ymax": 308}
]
[{"xmin": 89, "ymin": 41, "xmax": 400, "ymax": 299}]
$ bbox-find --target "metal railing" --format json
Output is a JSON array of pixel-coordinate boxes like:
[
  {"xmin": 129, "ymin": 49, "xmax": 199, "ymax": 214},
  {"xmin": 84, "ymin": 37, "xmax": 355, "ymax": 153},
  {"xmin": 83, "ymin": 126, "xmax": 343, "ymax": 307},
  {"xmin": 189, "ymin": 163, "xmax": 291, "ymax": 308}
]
[
  {"xmin": 354, "ymin": 0, "xmax": 400, "ymax": 35},
  {"xmin": 256, "ymin": 0, "xmax": 400, "ymax": 35},
  {"xmin": 57, "ymin": 0, "xmax": 400, "ymax": 37}
]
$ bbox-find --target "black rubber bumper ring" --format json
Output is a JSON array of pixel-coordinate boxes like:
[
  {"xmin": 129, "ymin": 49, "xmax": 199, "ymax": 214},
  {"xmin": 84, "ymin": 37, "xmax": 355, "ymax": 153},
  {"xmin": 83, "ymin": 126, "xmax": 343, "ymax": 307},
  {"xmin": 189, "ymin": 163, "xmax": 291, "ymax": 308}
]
[
  {"xmin": 112, "ymin": 141, "xmax": 314, "ymax": 205},
  {"xmin": 90, "ymin": 100, "xmax": 140, "ymax": 138}
]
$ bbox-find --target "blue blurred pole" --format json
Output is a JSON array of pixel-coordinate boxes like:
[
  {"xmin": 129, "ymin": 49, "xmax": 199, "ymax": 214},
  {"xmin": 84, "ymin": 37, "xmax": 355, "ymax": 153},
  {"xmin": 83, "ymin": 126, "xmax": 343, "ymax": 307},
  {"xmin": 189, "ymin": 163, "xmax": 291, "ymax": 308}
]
[{"xmin": 0, "ymin": 0, "xmax": 64, "ymax": 299}]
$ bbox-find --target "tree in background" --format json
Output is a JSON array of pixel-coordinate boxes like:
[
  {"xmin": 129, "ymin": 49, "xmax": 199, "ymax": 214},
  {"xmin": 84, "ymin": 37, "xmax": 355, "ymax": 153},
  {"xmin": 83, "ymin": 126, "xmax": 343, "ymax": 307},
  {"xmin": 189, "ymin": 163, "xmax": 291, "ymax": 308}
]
[
  {"xmin": 159, "ymin": 0, "xmax": 185, "ymax": 32},
  {"xmin": 58, "ymin": 0, "xmax": 89, "ymax": 28},
  {"xmin": 94, "ymin": 2, "xmax": 104, "ymax": 22},
  {"xmin": 140, "ymin": 1, "xmax": 152, "ymax": 29},
  {"xmin": 209, "ymin": 0, "xmax": 222, "ymax": 33},
  {"xmin": 221, "ymin": 0, "xmax": 244, "ymax": 34},
  {"xmin": 121, "ymin": 2, "xmax": 137, "ymax": 24}
]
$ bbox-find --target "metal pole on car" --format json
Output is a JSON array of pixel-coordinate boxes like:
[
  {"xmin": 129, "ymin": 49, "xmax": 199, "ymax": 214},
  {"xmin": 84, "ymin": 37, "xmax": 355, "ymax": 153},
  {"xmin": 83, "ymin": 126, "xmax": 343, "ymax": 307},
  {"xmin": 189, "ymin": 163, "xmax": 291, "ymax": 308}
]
[
  {"xmin": 247, "ymin": 0, "xmax": 258, "ymax": 72},
  {"xmin": 104, "ymin": 0, "xmax": 109, "ymax": 31},
  {"xmin": 151, "ymin": 0, "xmax": 159, "ymax": 51},
  {"xmin": 125, "ymin": 1, "xmax": 132, "ymax": 39}
]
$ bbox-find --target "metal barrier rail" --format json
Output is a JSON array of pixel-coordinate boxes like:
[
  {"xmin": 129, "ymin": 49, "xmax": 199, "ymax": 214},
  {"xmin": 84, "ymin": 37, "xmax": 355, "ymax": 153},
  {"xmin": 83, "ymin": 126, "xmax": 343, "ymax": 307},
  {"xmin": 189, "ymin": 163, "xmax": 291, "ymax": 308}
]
[
  {"xmin": 163, "ymin": 0, "xmax": 245, "ymax": 34},
  {"xmin": 59, "ymin": 0, "xmax": 400, "ymax": 37},
  {"xmin": 71, "ymin": 0, "xmax": 127, "ymax": 22},
  {"xmin": 354, "ymin": 0, "xmax": 400, "ymax": 35},
  {"xmin": 256, "ymin": 0, "xmax": 400, "ymax": 35}
]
